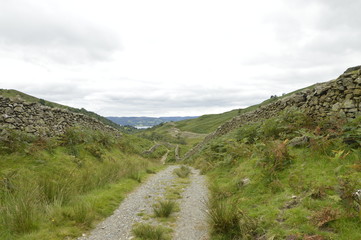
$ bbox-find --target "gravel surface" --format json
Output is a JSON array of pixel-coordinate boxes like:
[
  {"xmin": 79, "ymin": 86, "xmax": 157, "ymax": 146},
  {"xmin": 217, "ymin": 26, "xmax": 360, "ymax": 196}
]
[
  {"xmin": 173, "ymin": 168, "xmax": 210, "ymax": 240},
  {"xmin": 77, "ymin": 165, "xmax": 209, "ymax": 240}
]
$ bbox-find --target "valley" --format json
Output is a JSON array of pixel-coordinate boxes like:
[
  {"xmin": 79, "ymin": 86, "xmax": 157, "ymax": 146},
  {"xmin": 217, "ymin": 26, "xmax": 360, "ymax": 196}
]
[{"xmin": 0, "ymin": 66, "xmax": 361, "ymax": 239}]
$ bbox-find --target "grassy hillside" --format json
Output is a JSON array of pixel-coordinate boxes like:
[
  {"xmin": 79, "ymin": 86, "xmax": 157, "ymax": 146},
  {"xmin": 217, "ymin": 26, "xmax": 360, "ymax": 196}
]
[
  {"xmin": 174, "ymin": 109, "xmax": 240, "ymax": 134},
  {"xmin": 0, "ymin": 89, "xmax": 122, "ymax": 131},
  {"xmin": 171, "ymin": 84, "xmax": 319, "ymax": 135},
  {"xmin": 0, "ymin": 126, "xmax": 167, "ymax": 239},
  {"xmin": 187, "ymin": 108, "xmax": 361, "ymax": 239}
]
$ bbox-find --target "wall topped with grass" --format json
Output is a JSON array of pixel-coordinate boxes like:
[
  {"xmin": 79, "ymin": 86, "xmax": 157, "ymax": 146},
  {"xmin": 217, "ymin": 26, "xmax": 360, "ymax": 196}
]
[{"xmin": 183, "ymin": 66, "xmax": 361, "ymax": 160}]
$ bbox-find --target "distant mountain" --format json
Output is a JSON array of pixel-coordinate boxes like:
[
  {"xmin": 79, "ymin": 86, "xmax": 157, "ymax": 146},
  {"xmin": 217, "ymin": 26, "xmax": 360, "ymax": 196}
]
[{"xmin": 106, "ymin": 116, "xmax": 199, "ymax": 127}]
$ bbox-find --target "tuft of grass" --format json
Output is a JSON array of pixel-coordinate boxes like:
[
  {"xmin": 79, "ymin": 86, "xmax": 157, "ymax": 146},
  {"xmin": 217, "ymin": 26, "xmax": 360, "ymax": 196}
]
[
  {"xmin": 173, "ymin": 166, "xmax": 191, "ymax": 178},
  {"xmin": 0, "ymin": 191, "xmax": 40, "ymax": 234},
  {"xmin": 153, "ymin": 200, "xmax": 177, "ymax": 218},
  {"xmin": 207, "ymin": 199, "xmax": 260, "ymax": 239},
  {"xmin": 132, "ymin": 223, "xmax": 171, "ymax": 240}
]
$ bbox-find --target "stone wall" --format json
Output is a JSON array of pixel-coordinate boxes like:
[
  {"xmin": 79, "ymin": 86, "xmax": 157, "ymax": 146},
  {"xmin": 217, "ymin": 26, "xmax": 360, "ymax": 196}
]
[
  {"xmin": 183, "ymin": 66, "xmax": 361, "ymax": 160},
  {"xmin": 0, "ymin": 96, "xmax": 119, "ymax": 136}
]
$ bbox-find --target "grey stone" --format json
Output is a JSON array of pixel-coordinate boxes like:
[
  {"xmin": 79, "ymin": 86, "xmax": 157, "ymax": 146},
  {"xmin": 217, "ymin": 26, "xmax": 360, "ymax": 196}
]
[
  {"xmin": 332, "ymin": 103, "xmax": 342, "ymax": 112},
  {"xmin": 5, "ymin": 117, "xmax": 15, "ymax": 123},
  {"xmin": 25, "ymin": 126, "xmax": 36, "ymax": 133},
  {"xmin": 343, "ymin": 99, "xmax": 356, "ymax": 109},
  {"xmin": 355, "ymin": 77, "xmax": 361, "ymax": 84}
]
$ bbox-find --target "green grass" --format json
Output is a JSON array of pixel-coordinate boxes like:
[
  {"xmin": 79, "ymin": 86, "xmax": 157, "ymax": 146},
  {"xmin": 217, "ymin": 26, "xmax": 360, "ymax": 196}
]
[
  {"xmin": 207, "ymin": 199, "xmax": 259, "ymax": 239},
  {"xmin": 189, "ymin": 113, "xmax": 361, "ymax": 239},
  {"xmin": 0, "ymin": 127, "xmax": 163, "ymax": 240},
  {"xmin": 170, "ymin": 83, "xmax": 319, "ymax": 135},
  {"xmin": 174, "ymin": 109, "xmax": 240, "ymax": 134},
  {"xmin": 152, "ymin": 200, "xmax": 177, "ymax": 218},
  {"xmin": 132, "ymin": 223, "xmax": 172, "ymax": 240}
]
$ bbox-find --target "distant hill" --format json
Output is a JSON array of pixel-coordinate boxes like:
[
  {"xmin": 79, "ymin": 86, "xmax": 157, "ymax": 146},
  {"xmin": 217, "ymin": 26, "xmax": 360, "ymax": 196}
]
[
  {"xmin": 107, "ymin": 116, "xmax": 198, "ymax": 127},
  {"xmin": 0, "ymin": 89, "xmax": 123, "ymax": 131}
]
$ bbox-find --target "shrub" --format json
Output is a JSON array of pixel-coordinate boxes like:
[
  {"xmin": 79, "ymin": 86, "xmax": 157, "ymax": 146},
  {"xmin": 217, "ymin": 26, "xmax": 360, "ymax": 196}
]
[
  {"xmin": 153, "ymin": 200, "xmax": 176, "ymax": 218},
  {"xmin": 210, "ymin": 142, "xmax": 227, "ymax": 153},
  {"xmin": 311, "ymin": 207, "xmax": 340, "ymax": 227},
  {"xmin": 338, "ymin": 175, "xmax": 361, "ymax": 214},
  {"xmin": 342, "ymin": 116, "xmax": 361, "ymax": 148},
  {"xmin": 258, "ymin": 140, "xmax": 293, "ymax": 181},
  {"xmin": 91, "ymin": 130, "xmax": 116, "ymax": 148},
  {"xmin": 236, "ymin": 123, "xmax": 260, "ymax": 144},
  {"xmin": 59, "ymin": 127, "xmax": 91, "ymax": 146},
  {"xmin": 261, "ymin": 118, "xmax": 284, "ymax": 139},
  {"xmin": 85, "ymin": 143, "xmax": 105, "ymax": 160},
  {"xmin": 279, "ymin": 108, "xmax": 311, "ymax": 132},
  {"xmin": 0, "ymin": 129, "xmax": 36, "ymax": 154}
]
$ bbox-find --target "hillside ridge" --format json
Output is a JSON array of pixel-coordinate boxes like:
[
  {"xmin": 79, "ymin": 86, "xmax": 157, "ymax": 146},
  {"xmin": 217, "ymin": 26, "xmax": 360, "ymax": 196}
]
[{"xmin": 183, "ymin": 65, "xmax": 361, "ymax": 160}]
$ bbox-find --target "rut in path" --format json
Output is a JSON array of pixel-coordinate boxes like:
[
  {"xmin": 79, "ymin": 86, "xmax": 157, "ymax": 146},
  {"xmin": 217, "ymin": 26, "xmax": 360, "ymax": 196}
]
[{"xmin": 78, "ymin": 165, "xmax": 209, "ymax": 240}]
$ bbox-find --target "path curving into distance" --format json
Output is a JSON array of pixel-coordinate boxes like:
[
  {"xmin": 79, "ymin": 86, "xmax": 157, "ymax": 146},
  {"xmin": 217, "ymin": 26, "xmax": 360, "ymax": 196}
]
[{"xmin": 78, "ymin": 165, "xmax": 210, "ymax": 240}]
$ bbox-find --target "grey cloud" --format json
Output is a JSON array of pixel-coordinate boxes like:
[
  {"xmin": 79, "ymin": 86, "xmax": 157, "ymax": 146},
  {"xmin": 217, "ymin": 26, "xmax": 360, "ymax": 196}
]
[
  {"xmin": 0, "ymin": 1, "xmax": 121, "ymax": 64},
  {"xmin": 80, "ymin": 86, "xmax": 266, "ymax": 116},
  {"xmin": 20, "ymin": 82, "xmax": 89, "ymax": 102},
  {"xmin": 19, "ymin": 80, "xmax": 277, "ymax": 116},
  {"xmin": 243, "ymin": 0, "xmax": 361, "ymax": 71},
  {"xmin": 315, "ymin": 0, "xmax": 361, "ymax": 29}
]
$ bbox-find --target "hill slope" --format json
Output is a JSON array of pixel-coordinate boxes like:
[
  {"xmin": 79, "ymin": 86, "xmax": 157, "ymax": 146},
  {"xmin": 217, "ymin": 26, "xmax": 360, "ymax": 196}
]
[
  {"xmin": 183, "ymin": 66, "xmax": 361, "ymax": 239},
  {"xmin": 170, "ymin": 83, "xmax": 320, "ymax": 135},
  {"xmin": 0, "ymin": 92, "xmax": 167, "ymax": 240}
]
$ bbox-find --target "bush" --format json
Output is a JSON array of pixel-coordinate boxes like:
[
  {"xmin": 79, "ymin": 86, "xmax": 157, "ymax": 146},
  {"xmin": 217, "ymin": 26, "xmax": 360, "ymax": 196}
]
[
  {"xmin": 261, "ymin": 118, "xmax": 284, "ymax": 139},
  {"xmin": 59, "ymin": 127, "xmax": 91, "ymax": 146},
  {"xmin": 0, "ymin": 129, "xmax": 36, "ymax": 154},
  {"xmin": 258, "ymin": 140, "xmax": 293, "ymax": 181},
  {"xmin": 236, "ymin": 123, "xmax": 260, "ymax": 144},
  {"xmin": 338, "ymin": 175, "xmax": 361, "ymax": 214},
  {"xmin": 311, "ymin": 207, "xmax": 340, "ymax": 227},
  {"xmin": 342, "ymin": 116, "xmax": 361, "ymax": 148},
  {"xmin": 279, "ymin": 108, "xmax": 311, "ymax": 132}
]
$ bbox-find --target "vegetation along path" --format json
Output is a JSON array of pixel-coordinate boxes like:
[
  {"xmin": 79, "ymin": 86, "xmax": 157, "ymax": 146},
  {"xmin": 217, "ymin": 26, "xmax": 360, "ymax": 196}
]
[{"xmin": 78, "ymin": 165, "xmax": 209, "ymax": 240}]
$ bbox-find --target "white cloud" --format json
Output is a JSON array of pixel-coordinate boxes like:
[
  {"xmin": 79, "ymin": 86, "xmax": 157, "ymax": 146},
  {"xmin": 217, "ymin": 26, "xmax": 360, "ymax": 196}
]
[
  {"xmin": 0, "ymin": 1, "xmax": 121, "ymax": 64},
  {"xmin": 0, "ymin": 0, "xmax": 360, "ymax": 117}
]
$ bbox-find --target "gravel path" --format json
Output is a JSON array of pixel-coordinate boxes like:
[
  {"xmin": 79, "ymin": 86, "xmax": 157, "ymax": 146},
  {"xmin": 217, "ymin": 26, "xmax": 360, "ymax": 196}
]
[
  {"xmin": 78, "ymin": 165, "xmax": 210, "ymax": 240},
  {"xmin": 173, "ymin": 168, "xmax": 209, "ymax": 240}
]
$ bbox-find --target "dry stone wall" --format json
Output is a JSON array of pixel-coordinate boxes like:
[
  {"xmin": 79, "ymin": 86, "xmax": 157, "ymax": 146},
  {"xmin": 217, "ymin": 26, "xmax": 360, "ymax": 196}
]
[
  {"xmin": 0, "ymin": 96, "xmax": 119, "ymax": 136},
  {"xmin": 183, "ymin": 66, "xmax": 361, "ymax": 160}
]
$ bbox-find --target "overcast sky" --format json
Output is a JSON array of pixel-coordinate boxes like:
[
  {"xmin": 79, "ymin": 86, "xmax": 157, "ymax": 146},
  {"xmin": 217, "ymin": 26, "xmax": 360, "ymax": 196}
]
[{"xmin": 1, "ymin": 0, "xmax": 360, "ymax": 117}]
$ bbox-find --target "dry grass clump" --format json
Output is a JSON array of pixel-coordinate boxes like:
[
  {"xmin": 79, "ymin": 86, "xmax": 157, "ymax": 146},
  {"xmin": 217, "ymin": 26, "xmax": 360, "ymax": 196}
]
[{"xmin": 173, "ymin": 166, "xmax": 191, "ymax": 178}]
